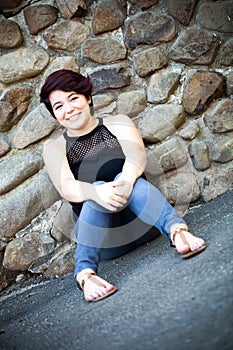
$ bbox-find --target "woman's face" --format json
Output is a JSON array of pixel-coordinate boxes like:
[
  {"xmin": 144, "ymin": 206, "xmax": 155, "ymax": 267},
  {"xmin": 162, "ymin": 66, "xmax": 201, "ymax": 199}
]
[{"xmin": 49, "ymin": 90, "xmax": 92, "ymax": 133}]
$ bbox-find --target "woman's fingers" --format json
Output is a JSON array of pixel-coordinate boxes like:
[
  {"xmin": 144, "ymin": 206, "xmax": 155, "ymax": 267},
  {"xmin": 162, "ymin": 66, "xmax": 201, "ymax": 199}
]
[
  {"xmin": 114, "ymin": 194, "xmax": 127, "ymax": 204},
  {"xmin": 109, "ymin": 196, "xmax": 126, "ymax": 208},
  {"xmin": 94, "ymin": 182, "xmax": 128, "ymax": 211}
]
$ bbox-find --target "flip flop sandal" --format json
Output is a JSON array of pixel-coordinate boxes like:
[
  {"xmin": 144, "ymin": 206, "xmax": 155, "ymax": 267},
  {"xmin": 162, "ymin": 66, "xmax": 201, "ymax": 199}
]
[
  {"xmin": 173, "ymin": 230, "xmax": 206, "ymax": 259},
  {"xmin": 78, "ymin": 272, "xmax": 117, "ymax": 302}
]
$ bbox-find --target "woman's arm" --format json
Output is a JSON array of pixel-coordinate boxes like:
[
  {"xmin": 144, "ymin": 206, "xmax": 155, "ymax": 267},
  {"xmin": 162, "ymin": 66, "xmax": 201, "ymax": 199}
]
[
  {"xmin": 43, "ymin": 137, "xmax": 128, "ymax": 211},
  {"xmin": 104, "ymin": 114, "xmax": 147, "ymax": 198},
  {"xmin": 105, "ymin": 114, "xmax": 147, "ymax": 188},
  {"xmin": 43, "ymin": 137, "xmax": 92, "ymax": 202}
]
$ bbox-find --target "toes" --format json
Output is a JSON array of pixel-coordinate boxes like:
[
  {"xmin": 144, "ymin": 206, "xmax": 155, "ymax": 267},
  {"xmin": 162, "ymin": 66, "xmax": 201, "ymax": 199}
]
[
  {"xmin": 85, "ymin": 283, "xmax": 114, "ymax": 301},
  {"xmin": 190, "ymin": 237, "xmax": 205, "ymax": 251},
  {"xmin": 175, "ymin": 231, "xmax": 205, "ymax": 254},
  {"xmin": 85, "ymin": 289, "xmax": 104, "ymax": 301},
  {"xmin": 178, "ymin": 244, "xmax": 190, "ymax": 254}
]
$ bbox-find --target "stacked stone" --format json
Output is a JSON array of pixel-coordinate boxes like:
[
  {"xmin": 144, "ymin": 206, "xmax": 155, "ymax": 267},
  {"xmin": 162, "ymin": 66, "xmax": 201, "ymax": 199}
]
[{"xmin": 0, "ymin": 0, "xmax": 232, "ymax": 291}]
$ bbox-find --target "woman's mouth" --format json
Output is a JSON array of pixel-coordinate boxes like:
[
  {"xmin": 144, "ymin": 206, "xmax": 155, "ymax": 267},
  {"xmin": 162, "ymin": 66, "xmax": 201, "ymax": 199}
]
[{"xmin": 66, "ymin": 113, "xmax": 80, "ymax": 121}]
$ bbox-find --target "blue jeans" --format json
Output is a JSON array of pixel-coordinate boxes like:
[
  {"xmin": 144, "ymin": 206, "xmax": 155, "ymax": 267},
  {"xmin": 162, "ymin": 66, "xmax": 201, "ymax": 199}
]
[{"xmin": 74, "ymin": 176, "xmax": 186, "ymax": 277}]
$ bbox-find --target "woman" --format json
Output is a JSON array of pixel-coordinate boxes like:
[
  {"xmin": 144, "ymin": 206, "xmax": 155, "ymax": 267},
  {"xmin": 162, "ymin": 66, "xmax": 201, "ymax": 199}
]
[{"xmin": 40, "ymin": 69, "xmax": 206, "ymax": 302}]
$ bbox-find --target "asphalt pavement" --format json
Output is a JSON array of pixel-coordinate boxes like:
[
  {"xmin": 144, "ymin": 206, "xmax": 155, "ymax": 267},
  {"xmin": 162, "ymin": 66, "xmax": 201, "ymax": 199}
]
[{"xmin": 0, "ymin": 190, "xmax": 233, "ymax": 350}]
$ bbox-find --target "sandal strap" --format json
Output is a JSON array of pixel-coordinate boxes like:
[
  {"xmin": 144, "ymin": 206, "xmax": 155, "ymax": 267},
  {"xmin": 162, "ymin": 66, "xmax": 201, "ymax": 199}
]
[
  {"xmin": 173, "ymin": 230, "xmax": 189, "ymax": 247},
  {"xmin": 80, "ymin": 272, "xmax": 95, "ymax": 290},
  {"xmin": 170, "ymin": 223, "xmax": 189, "ymax": 245}
]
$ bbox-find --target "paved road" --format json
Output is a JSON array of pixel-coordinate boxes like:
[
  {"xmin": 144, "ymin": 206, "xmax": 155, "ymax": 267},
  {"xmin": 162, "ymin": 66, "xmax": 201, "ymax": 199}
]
[{"xmin": 0, "ymin": 190, "xmax": 233, "ymax": 350}]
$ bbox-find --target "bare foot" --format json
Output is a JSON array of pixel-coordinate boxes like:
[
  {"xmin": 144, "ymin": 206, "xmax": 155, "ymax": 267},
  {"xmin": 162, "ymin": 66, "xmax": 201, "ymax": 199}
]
[
  {"xmin": 170, "ymin": 224, "xmax": 206, "ymax": 258},
  {"xmin": 77, "ymin": 269, "xmax": 117, "ymax": 302}
]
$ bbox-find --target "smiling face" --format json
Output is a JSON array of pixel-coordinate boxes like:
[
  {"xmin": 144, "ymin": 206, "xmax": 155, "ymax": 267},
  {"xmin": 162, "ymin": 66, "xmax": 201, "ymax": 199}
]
[{"xmin": 49, "ymin": 90, "xmax": 93, "ymax": 136}]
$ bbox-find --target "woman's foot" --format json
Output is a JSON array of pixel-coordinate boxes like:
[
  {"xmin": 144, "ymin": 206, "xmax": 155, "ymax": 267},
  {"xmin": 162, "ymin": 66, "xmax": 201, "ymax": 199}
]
[
  {"xmin": 170, "ymin": 224, "xmax": 206, "ymax": 258},
  {"xmin": 76, "ymin": 269, "xmax": 117, "ymax": 302}
]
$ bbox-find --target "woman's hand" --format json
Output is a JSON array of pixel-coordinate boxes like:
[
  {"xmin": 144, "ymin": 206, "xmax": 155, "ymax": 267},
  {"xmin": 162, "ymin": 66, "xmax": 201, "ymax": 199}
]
[
  {"xmin": 93, "ymin": 181, "xmax": 129, "ymax": 212},
  {"xmin": 114, "ymin": 175, "xmax": 134, "ymax": 199}
]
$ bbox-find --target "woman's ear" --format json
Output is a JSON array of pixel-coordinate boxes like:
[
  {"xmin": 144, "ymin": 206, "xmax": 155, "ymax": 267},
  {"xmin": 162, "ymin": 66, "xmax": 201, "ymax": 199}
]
[{"xmin": 89, "ymin": 95, "xmax": 93, "ymax": 106}]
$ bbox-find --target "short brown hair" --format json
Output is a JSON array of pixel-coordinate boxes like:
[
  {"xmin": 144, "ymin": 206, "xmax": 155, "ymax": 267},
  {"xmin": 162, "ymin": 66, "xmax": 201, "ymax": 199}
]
[{"xmin": 40, "ymin": 69, "xmax": 92, "ymax": 118}]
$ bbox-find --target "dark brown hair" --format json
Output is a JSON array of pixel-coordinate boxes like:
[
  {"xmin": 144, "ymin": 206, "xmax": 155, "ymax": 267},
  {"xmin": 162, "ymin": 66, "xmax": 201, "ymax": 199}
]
[{"xmin": 40, "ymin": 69, "xmax": 93, "ymax": 118}]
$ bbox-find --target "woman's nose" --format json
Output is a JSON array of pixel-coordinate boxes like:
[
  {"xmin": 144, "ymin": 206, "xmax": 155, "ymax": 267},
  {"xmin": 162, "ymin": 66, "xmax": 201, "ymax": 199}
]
[{"xmin": 65, "ymin": 101, "xmax": 74, "ymax": 113}]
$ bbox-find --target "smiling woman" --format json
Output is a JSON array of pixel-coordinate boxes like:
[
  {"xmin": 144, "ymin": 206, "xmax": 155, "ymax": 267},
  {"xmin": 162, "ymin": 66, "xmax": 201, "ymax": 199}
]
[
  {"xmin": 49, "ymin": 90, "xmax": 95, "ymax": 136},
  {"xmin": 40, "ymin": 69, "xmax": 206, "ymax": 303}
]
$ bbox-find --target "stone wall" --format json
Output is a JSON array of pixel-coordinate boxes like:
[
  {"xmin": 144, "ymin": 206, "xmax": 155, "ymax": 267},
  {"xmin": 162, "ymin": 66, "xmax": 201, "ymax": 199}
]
[{"xmin": 0, "ymin": 0, "xmax": 233, "ymax": 291}]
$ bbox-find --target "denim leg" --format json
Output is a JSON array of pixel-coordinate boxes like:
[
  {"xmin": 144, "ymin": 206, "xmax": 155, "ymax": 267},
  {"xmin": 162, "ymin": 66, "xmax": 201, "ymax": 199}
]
[
  {"xmin": 74, "ymin": 243, "xmax": 101, "ymax": 277},
  {"xmin": 128, "ymin": 177, "xmax": 186, "ymax": 238},
  {"xmin": 73, "ymin": 177, "xmax": 186, "ymax": 278},
  {"xmin": 74, "ymin": 197, "xmax": 112, "ymax": 277}
]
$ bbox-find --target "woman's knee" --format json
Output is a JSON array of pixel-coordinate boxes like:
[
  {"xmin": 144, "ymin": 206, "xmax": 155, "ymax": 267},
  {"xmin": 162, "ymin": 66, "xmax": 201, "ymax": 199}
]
[
  {"xmin": 132, "ymin": 177, "xmax": 149, "ymax": 197},
  {"xmin": 81, "ymin": 199, "xmax": 103, "ymax": 213}
]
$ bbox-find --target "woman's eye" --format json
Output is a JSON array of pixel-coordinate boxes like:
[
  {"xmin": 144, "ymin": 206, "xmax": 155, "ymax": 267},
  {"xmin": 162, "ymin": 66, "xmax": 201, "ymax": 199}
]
[
  {"xmin": 70, "ymin": 96, "xmax": 78, "ymax": 101},
  {"xmin": 54, "ymin": 104, "xmax": 63, "ymax": 110}
]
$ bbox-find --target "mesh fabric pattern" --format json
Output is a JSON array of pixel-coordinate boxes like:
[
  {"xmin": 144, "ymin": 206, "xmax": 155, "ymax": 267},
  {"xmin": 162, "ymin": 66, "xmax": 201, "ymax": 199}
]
[{"xmin": 65, "ymin": 124, "xmax": 122, "ymax": 165}]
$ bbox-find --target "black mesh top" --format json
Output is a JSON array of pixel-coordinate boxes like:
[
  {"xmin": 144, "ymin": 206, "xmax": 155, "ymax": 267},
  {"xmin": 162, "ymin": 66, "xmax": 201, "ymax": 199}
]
[
  {"xmin": 64, "ymin": 118, "xmax": 125, "ymax": 184},
  {"xmin": 63, "ymin": 118, "xmax": 126, "ymax": 216}
]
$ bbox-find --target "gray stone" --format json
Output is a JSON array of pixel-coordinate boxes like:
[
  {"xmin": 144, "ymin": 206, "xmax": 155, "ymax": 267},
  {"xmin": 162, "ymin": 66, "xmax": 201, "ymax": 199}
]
[
  {"xmin": 197, "ymin": 1, "xmax": 233, "ymax": 33},
  {"xmin": 0, "ymin": 241, "xmax": 7, "ymax": 251},
  {"xmin": 0, "ymin": 274, "xmax": 9, "ymax": 292},
  {"xmin": 132, "ymin": 47, "xmax": 168, "ymax": 78},
  {"xmin": 0, "ymin": 253, "xmax": 19, "ymax": 292},
  {"xmin": 124, "ymin": 11, "xmax": 176, "ymax": 50},
  {"xmin": 179, "ymin": 120, "xmax": 200, "ymax": 141},
  {"xmin": 0, "ymin": 146, "xmax": 43, "ymax": 195},
  {"xmin": 168, "ymin": 27, "xmax": 219, "ymax": 64},
  {"xmin": 15, "ymin": 273, "xmax": 27, "ymax": 284},
  {"xmin": 92, "ymin": 0, "xmax": 127, "ymax": 35},
  {"xmin": 0, "ymin": 0, "xmax": 24, "ymax": 17},
  {"xmin": 51, "ymin": 200, "xmax": 75, "ymax": 242},
  {"xmin": 82, "ymin": 37, "xmax": 127, "ymax": 64},
  {"xmin": 16, "ymin": 200, "xmax": 62, "ymax": 240},
  {"xmin": 0, "ymin": 87, "xmax": 31, "ymax": 132},
  {"xmin": 44, "ymin": 19, "xmax": 89, "ymax": 51},
  {"xmin": 90, "ymin": 68, "xmax": 130, "ymax": 94},
  {"xmin": 128, "ymin": 0, "xmax": 159, "ymax": 9},
  {"xmin": 154, "ymin": 163, "xmax": 201, "ymax": 209},
  {"xmin": 0, "ymin": 47, "xmax": 50, "ymax": 84},
  {"xmin": 0, "ymin": 135, "xmax": 10, "ymax": 157},
  {"xmin": 43, "ymin": 244, "xmax": 75, "ymax": 278},
  {"xmin": 29, "ymin": 241, "xmax": 76, "ymax": 278},
  {"xmin": 0, "ymin": 0, "xmax": 23, "ymax": 9},
  {"xmin": 116, "ymin": 90, "xmax": 146, "ymax": 117},
  {"xmin": 0, "ymin": 18, "xmax": 23, "ymax": 48},
  {"xmin": 137, "ymin": 104, "xmax": 185, "ymax": 143},
  {"xmin": 204, "ymin": 98, "xmax": 233, "ymax": 133},
  {"xmin": 182, "ymin": 71, "xmax": 223, "ymax": 115},
  {"xmin": 0, "ymin": 168, "xmax": 60, "ymax": 242},
  {"xmin": 0, "ymin": 101, "xmax": 14, "ymax": 133},
  {"xmin": 164, "ymin": 0, "xmax": 198, "ymax": 25},
  {"xmin": 56, "ymin": 0, "xmax": 87, "ymax": 19},
  {"xmin": 226, "ymin": 72, "xmax": 233, "ymax": 96},
  {"xmin": 147, "ymin": 70, "xmax": 180, "ymax": 104},
  {"xmin": 203, "ymin": 128, "xmax": 233, "ymax": 164},
  {"xmin": 146, "ymin": 137, "xmax": 188, "ymax": 177},
  {"xmin": 216, "ymin": 38, "xmax": 233, "ymax": 66},
  {"xmin": 96, "ymin": 104, "xmax": 116, "ymax": 116},
  {"xmin": 11, "ymin": 104, "xmax": 58, "ymax": 149},
  {"xmin": 189, "ymin": 141, "xmax": 211, "ymax": 171},
  {"xmin": 23, "ymin": 5, "xmax": 58, "ymax": 35},
  {"xmin": 201, "ymin": 160, "xmax": 233, "ymax": 202},
  {"xmin": 93, "ymin": 94, "xmax": 114, "ymax": 112},
  {"xmin": 3, "ymin": 232, "xmax": 55, "ymax": 271}
]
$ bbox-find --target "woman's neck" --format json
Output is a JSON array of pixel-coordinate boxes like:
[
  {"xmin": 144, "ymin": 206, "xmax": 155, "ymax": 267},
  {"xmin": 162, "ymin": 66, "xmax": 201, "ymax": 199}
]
[{"xmin": 66, "ymin": 118, "xmax": 99, "ymax": 137}]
